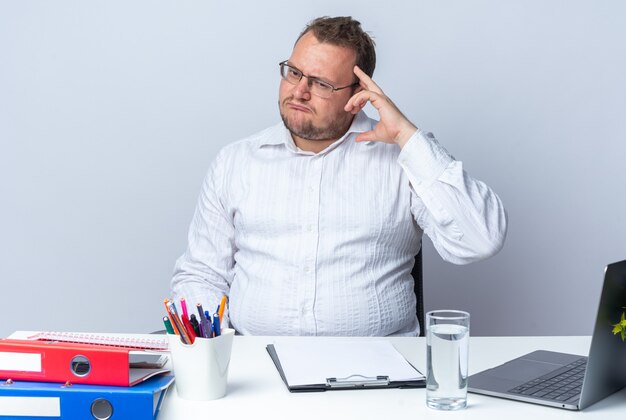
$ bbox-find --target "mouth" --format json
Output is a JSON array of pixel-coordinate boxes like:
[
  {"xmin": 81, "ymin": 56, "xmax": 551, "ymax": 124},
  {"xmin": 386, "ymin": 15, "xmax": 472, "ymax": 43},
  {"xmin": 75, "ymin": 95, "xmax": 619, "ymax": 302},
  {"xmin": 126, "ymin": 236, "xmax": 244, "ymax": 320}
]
[{"xmin": 286, "ymin": 101, "xmax": 312, "ymax": 113}]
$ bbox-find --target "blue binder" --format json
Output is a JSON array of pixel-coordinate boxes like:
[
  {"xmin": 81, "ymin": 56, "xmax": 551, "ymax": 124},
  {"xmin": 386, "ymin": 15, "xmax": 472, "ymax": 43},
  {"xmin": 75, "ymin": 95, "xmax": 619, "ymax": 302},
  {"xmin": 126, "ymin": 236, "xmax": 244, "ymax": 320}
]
[{"xmin": 0, "ymin": 374, "xmax": 173, "ymax": 419}]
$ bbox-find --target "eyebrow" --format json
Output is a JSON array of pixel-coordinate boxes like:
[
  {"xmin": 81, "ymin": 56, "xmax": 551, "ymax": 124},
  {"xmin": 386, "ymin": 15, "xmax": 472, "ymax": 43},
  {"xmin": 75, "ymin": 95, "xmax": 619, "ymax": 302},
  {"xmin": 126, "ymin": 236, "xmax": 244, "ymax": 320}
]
[{"xmin": 286, "ymin": 61, "xmax": 335, "ymax": 85}]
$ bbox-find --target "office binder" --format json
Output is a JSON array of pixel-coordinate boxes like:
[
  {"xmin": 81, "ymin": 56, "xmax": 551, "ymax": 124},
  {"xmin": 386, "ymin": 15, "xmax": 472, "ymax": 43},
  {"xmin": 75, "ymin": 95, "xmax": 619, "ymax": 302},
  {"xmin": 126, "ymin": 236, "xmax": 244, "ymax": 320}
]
[
  {"xmin": 0, "ymin": 339, "xmax": 169, "ymax": 386},
  {"xmin": 0, "ymin": 374, "xmax": 173, "ymax": 419},
  {"xmin": 266, "ymin": 340, "xmax": 425, "ymax": 392}
]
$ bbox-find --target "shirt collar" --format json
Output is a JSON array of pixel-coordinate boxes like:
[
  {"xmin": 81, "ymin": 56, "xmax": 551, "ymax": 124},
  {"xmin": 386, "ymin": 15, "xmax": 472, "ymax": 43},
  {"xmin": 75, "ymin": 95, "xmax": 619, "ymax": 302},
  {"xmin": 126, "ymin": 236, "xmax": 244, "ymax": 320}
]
[{"xmin": 259, "ymin": 111, "xmax": 372, "ymax": 151}]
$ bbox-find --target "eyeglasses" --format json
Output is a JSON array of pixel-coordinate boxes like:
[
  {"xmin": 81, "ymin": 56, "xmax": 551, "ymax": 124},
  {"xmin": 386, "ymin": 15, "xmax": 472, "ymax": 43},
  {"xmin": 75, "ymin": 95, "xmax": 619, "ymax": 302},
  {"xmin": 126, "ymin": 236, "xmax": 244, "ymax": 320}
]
[{"xmin": 279, "ymin": 61, "xmax": 358, "ymax": 98}]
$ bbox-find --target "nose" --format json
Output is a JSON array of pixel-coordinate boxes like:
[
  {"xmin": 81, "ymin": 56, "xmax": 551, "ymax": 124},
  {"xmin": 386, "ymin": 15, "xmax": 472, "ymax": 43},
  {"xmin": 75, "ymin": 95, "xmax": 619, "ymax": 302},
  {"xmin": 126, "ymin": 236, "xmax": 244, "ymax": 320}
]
[{"xmin": 292, "ymin": 76, "xmax": 312, "ymax": 100}]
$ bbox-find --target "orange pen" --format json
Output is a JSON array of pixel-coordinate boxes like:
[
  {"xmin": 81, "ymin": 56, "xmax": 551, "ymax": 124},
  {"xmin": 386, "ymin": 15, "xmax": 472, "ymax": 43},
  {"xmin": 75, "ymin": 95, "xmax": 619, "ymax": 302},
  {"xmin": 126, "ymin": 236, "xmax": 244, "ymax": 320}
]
[
  {"xmin": 165, "ymin": 299, "xmax": 191, "ymax": 344},
  {"xmin": 163, "ymin": 299, "xmax": 181, "ymax": 336},
  {"xmin": 218, "ymin": 295, "xmax": 228, "ymax": 324}
]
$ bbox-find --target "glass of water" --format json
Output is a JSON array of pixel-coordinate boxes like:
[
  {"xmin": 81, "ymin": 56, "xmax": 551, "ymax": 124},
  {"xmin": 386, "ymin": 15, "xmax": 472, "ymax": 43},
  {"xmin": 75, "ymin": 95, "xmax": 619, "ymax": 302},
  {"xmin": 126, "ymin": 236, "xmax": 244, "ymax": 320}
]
[{"xmin": 426, "ymin": 310, "xmax": 470, "ymax": 410}]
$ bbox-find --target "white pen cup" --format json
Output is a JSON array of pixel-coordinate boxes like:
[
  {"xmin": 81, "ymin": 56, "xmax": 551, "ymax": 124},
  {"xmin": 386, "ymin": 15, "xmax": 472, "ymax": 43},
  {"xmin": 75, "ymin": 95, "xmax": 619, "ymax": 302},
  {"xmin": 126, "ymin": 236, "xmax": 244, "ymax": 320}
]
[
  {"xmin": 167, "ymin": 328, "xmax": 235, "ymax": 401},
  {"xmin": 426, "ymin": 310, "xmax": 470, "ymax": 410}
]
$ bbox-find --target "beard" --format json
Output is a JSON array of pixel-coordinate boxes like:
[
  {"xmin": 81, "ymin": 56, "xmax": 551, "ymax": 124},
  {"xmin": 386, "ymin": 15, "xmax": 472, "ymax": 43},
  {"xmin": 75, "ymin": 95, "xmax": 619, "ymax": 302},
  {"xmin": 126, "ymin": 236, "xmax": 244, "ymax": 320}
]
[{"xmin": 279, "ymin": 99, "xmax": 353, "ymax": 141}]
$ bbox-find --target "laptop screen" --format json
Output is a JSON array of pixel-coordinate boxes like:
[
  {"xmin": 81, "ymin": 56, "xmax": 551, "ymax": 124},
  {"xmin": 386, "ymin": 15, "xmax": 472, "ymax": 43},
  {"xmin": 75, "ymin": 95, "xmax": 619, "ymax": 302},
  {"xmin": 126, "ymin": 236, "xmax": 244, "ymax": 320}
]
[{"xmin": 579, "ymin": 260, "xmax": 626, "ymax": 408}]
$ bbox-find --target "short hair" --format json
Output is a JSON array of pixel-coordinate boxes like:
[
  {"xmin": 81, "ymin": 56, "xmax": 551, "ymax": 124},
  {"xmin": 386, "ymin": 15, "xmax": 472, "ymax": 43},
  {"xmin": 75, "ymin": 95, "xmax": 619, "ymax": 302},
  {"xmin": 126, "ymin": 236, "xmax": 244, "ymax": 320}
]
[{"xmin": 296, "ymin": 16, "xmax": 376, "ymax": 78}]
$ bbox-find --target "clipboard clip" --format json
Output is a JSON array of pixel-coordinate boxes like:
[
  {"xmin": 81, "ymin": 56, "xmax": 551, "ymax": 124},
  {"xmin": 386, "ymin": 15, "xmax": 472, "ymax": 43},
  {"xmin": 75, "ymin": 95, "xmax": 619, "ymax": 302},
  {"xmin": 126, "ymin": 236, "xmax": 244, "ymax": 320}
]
[{"xmin": 326, "ymin": 374, "xmax": 390, "ymax": 389}]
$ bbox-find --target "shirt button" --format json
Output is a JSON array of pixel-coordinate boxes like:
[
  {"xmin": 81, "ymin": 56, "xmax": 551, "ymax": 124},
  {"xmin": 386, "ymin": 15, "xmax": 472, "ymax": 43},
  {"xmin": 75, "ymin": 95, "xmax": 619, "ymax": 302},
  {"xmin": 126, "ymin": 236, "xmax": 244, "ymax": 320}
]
[
  {"xmin": 304, "ymin": 266, "xmax": 310, "ymax": 273},
  {"xmin": 307, "ymin": 225, "xmax": 313, "ymax": 232},
  {"xmin": 308, "ymin": 186, "xmax": 315, "ymax": 193}
]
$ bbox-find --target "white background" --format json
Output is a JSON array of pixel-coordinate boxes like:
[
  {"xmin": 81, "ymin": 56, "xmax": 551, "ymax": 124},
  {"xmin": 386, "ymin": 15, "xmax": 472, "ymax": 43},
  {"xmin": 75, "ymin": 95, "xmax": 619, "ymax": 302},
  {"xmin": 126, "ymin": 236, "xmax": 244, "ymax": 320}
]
[{"xmin": 1, "ymin": 0, "xmax": 624, "ymax": 336}]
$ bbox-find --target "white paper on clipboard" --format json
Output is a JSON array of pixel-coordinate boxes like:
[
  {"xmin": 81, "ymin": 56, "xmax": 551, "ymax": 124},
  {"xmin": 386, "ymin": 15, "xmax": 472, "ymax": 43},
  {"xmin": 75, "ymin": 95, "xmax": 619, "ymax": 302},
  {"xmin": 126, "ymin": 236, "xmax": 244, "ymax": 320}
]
[{"xmin": 271, "ymin": 339, "xmax": 424, "ymax": 387}]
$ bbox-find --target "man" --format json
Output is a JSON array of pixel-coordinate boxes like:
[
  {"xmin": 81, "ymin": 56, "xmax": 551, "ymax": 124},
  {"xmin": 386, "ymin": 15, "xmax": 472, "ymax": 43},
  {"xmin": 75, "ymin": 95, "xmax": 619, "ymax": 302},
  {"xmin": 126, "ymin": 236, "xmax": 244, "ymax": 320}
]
[{"xmin": 171, "ymin": 16, "xmax": 507, "ymax": 336}]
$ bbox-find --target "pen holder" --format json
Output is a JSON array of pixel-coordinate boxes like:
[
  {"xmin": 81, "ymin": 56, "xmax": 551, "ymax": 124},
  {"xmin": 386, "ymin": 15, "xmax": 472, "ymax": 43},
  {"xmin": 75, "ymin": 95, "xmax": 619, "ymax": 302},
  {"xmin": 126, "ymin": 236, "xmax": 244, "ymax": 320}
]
[{"xmin": 167, "ymin": 328, "xmax": 235, "ymax": 401}]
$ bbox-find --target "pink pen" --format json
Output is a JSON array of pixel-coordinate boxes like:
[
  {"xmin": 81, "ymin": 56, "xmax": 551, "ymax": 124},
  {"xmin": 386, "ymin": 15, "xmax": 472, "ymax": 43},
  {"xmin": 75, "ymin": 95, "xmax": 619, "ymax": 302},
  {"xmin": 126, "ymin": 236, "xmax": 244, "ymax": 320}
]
[{"xmin": 180, "ymin": 297, "xmax": 189, "ymax": 321}]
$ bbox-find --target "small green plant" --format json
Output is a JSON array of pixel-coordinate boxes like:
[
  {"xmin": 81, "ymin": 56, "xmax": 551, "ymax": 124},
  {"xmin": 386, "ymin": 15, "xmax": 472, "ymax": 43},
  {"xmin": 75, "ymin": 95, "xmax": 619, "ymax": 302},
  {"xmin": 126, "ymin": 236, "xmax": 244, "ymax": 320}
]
[{"xmin": 612, "ymin": 308, "xmax": 626, "ymax": 341}]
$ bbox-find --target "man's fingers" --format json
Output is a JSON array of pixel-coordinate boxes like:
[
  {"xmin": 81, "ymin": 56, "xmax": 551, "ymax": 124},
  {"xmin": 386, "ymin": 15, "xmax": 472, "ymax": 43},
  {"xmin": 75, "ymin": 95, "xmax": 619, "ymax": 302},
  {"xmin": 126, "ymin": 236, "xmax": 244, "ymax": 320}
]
[
  {"xmin": 345, "ymin": 89, "xmax": 384, "ymax": 114},
  {"xmin": 354, "ymin": 130, "xmax": 378, "ymax": 142},
  {"xmin": 344, "ymin": 91, "xmax": 369, "ymax": 113},
  {"xmin": 353, "ymin": 65, "xmax": 384, "ymax": 95}
]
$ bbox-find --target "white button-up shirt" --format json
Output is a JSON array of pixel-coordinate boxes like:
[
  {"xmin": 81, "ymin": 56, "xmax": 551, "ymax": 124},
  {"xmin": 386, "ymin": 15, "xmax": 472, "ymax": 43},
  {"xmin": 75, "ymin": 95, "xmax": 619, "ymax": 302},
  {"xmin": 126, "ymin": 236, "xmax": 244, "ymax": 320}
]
[{"xmin": 171, "ymin": 112, "xmax": 507, "ymax": 336}]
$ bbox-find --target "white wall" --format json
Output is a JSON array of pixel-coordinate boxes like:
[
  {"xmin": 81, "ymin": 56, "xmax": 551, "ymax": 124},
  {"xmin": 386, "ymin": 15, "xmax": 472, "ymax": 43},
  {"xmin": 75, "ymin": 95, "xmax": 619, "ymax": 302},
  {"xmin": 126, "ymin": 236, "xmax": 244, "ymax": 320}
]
[{"xmin": 1, "ymin": 0, "xmax": 624, "ymax": 336}]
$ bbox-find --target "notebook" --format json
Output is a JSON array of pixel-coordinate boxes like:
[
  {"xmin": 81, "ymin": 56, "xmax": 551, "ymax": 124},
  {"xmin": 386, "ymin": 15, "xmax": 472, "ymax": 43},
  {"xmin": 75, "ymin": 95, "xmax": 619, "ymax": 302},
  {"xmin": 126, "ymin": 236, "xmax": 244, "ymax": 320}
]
[
  {"xmin": 21, "ymin": 331, "xmax": 168, "ymax": 350},
  {"xmin": 468, "ymin": 259, "xmax": 626, "ymax": 410}
]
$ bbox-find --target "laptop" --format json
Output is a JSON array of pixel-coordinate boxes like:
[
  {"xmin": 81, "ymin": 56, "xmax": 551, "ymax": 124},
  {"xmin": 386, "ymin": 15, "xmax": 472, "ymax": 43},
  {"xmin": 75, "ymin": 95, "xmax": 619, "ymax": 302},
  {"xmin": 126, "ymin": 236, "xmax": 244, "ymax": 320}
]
[{"xmin": 468, "ymin": 259, "xmax": 626, "ymax": 410}]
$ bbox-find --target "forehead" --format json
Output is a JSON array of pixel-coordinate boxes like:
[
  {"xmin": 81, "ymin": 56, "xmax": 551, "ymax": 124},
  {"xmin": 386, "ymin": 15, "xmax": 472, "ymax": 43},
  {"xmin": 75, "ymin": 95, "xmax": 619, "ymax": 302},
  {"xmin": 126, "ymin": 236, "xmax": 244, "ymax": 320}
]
[{"xmin": 288, "ymin": 32, "xmax": 356, "ymax": 82}]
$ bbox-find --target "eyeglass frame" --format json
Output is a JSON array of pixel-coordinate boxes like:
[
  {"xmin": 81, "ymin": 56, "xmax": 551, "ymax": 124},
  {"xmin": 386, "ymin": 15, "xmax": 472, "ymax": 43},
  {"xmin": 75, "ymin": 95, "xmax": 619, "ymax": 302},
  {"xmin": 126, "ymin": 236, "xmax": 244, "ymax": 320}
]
[{"xmin": 279, "ymin": 60, "xmax": 359, "ymax": 98}]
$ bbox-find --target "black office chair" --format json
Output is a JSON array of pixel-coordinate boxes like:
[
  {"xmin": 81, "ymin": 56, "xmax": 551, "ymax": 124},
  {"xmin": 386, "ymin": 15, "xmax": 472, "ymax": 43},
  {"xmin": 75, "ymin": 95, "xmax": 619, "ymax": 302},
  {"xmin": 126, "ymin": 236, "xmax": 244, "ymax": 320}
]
[{"xmin": 411, "ymin": 246, "xmax": 425, "ymax": 337}]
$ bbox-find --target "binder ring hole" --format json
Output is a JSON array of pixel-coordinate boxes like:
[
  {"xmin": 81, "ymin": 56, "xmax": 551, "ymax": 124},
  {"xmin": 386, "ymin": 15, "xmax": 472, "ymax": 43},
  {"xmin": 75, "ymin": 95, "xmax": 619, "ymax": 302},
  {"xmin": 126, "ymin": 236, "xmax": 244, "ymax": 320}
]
[
  {"xmin": 91, "ymin": 398, "xmax": 113, "ymax": 419},
  {"xmin": 70, "ymin": 355, "xmax": 91, "ymax": 377}
]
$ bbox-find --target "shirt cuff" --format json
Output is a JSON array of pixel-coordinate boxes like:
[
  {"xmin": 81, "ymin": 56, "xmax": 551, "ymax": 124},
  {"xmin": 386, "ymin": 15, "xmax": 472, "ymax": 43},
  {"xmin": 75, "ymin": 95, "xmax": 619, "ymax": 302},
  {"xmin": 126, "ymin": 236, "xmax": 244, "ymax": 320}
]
[{"xmin": 397, "ymin": 130, "xmax": 454, "ymax": 188}]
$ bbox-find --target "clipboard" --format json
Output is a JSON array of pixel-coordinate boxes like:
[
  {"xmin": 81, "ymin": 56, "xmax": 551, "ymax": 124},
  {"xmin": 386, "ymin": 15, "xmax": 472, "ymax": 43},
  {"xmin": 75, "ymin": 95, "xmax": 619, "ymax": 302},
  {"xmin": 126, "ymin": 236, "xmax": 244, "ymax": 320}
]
[{"xmin": 266, "ymin": 340, "xmax": 425, "ymax": 392}]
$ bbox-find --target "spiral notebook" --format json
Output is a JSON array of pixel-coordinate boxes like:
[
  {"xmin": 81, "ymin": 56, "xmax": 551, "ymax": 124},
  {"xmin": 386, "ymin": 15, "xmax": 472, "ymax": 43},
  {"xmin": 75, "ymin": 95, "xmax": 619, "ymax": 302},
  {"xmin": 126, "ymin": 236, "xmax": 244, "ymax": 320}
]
[{"xmin": 8, "ymin": 331, "xmax": 168, "ymax": 350}]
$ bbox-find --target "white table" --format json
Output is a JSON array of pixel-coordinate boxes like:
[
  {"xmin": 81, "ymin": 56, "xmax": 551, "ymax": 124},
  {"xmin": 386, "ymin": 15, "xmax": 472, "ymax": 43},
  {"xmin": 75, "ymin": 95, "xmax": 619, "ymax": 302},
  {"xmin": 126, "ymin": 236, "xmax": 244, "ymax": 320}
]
[{"xmin": 159, "ymin": 336, "xmax": 626, "ymax": 419}]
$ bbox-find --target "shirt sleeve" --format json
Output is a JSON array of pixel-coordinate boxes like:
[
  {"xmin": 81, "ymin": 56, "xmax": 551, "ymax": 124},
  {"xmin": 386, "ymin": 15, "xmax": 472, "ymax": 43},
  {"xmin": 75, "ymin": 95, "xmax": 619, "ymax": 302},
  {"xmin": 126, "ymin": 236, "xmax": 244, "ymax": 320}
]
[
  {"xmin": 398, "ymin": 130, "xmax": 508, "ymax": 264},
  {"xmin": 170, "ymin": 150, "xmax": 235, "ymax": 326}
]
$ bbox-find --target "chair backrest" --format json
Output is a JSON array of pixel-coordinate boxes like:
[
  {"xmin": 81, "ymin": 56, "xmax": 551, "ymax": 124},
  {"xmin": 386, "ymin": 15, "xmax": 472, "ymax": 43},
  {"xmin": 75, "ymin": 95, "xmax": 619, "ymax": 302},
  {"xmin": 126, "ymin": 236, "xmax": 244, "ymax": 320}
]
[{"xmin": 411, "ymin": 246, "xmax": 425, "ymax": 337}]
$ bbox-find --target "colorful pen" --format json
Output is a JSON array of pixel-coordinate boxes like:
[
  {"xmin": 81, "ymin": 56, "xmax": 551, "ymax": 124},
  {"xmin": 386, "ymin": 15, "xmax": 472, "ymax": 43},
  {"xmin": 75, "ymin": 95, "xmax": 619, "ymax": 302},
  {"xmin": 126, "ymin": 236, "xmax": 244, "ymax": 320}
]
[
  {"xmin": 167, "ymin": 300, "xmax": 191, "ymax": 344},
  {"xmin": 181, "ymin": 314, "xmax": 197, "ymax": 344},
  {"xmin": 212, "ymin": 311, "xmax": 221, "ymax": 337},
  {"xmin": 163, "ymin": 299, "xmax": 181, "ymax": 336},
  {"xmin": 190, "ymin": 314, "xmax": 201, "ymax": 336},
  {"xmin": 218, "ymin": 295, "xmax": 228, "ymax": 324},
  {"xmin": 197, "ymin": 303, "xmax": 211, "ymax": 338},
  {"xmin": 205, "ymin": 310, "xmax": 214, "ymax": 337},
  {"xmin": 162, "ymin": 316, "xmax": 174, "ymax": 334},
  {"xmin": 180, "ymin": 297, "xmax": 189, "ymax": 321}
]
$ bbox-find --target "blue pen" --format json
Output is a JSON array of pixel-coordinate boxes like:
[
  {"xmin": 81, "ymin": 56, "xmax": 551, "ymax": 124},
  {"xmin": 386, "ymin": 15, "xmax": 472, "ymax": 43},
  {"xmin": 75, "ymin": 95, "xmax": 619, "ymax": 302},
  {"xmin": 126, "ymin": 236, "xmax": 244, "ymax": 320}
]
[
  {"xmin": 212, "ymin": 311, "xmax": 221, "ymax": 337},
  {"xmin": 205, "ymin": 310, "xmax": 214, "ymax": 337}
]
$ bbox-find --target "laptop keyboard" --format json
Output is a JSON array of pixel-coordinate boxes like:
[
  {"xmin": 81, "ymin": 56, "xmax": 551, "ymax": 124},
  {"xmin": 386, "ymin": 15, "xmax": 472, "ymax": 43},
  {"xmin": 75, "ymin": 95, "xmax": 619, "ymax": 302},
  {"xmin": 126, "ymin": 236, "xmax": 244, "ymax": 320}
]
[{"xmin": 508, "ymin": 357, "xmax": 587, "ymax": 403}]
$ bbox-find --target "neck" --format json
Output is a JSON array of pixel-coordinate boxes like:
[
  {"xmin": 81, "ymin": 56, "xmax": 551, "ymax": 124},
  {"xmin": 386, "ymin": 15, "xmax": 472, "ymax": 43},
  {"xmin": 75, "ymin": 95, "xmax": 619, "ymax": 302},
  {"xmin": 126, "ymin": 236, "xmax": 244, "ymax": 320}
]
[{"xmin": 292, "ymin": 136, "xmax": 338, "ymax": 153}]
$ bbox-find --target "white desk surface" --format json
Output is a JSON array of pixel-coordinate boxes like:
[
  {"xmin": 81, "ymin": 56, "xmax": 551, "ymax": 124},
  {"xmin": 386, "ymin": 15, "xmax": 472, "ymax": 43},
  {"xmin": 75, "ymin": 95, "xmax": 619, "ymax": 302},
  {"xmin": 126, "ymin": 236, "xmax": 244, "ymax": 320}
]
[{"xmin": 159, "ymin": 335, "xmax": 626, "ymax": 419}]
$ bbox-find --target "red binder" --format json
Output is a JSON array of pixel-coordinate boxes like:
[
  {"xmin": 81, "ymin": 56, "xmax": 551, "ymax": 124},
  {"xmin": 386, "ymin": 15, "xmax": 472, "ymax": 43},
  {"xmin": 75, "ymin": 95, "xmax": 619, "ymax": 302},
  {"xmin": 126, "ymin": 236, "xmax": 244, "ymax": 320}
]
[{"xmin": 0, "ymin": 339, "xmax": 169, "ymax": 386}]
